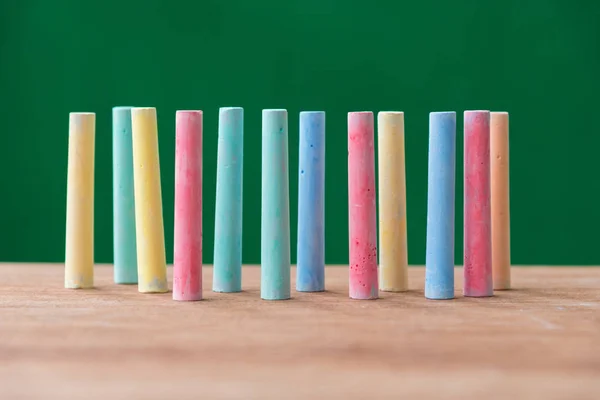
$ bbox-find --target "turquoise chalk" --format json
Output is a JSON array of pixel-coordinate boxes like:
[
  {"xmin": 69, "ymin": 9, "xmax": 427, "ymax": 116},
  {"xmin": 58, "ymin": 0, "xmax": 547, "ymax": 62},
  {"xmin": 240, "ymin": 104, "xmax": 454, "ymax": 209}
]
[
  {"xmin": 261, "ymin": 109, "xmax": 291, "ymax": 300},
  {"xmin": 112, "ymin": 106, "xmax": 138, "ymax": 284},
  {"xmin": 296, "ymin": 111, "xmax": 325, "ymax": 292},
  {"xmin": 213, "ymin": 107, "xmax": 244, "ymax": 293}
]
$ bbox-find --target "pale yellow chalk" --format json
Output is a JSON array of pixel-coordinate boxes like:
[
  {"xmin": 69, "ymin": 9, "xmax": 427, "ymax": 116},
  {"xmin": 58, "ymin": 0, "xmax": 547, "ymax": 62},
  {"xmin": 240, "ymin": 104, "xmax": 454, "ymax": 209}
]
[
  {"xmin": 131, "ymin": 107, "xmax": 168, "ymax": 293},
  {"xmin": 377, "ymin": 112, "xmax": 408, "ymax": 292},
  {"xmin": 65, "ymin": 113, "xmax": 95, "ymax": 289},
  {"xmin": 491, "ymin": 112, "xmax": 511, "ymax": 290}
]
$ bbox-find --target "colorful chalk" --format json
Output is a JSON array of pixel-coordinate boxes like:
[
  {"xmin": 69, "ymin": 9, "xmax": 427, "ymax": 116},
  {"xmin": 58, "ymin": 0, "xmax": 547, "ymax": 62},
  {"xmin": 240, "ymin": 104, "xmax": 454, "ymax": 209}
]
[
  {"xmin": 112, "ymin": 107, "xmax": 138, "ymax": 284},
  {"xmin": 65, "ymin": 112, "xmax": 95, "ymax": 289},
  {"xmin": 377, "ymin": 112, "xmax": 408, "ymax": 292},
  {"xmin": 296, "ymin": 111, "xmax": 326, "ymax": 292},
  {"xmin": 213, "ymin": 107, "xmax": 244, "ymax": 293},
  {"xmin": 464, "ymin": 110, "xmax": 493, "ymax": 297},
  {"xmin": 131, "ymin": 107, "xmax": 168, "ymax": 293},
  {"xmin": 173, "ymin": 111, "xmax": 203, "ymax": 301},
  {"xmin": 261, "ymin": 109, "xmax": 291, "ymax": 300},
  {"xmin": 348, "ymin": 112, "xmax": 378, "ymax": 300},
  {"xmin": 425, "ymin": 112, "xmax": 456, "ymax": 300},
  {"xmin": 491, "ymin": 112, "xmax": 511, "ymax": 290}
]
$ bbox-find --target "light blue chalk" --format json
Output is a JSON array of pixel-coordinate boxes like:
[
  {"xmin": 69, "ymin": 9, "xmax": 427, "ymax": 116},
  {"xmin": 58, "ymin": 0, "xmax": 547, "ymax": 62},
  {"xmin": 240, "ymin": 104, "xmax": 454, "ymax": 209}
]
[
  {"xmin": 112, "ymin": 106, "xmax": 138, "ymax": 284},
  {"xmin": 296, "ymin": 111, "xmax": 325, "ymax": 292},
  {"xmin": 425, "ymin": 112, "xmax": 456, "ymax": 300},
  {"xmin": 261, "ymin": 109, "xmax": 291, "ymax": 300},
  {"xmin": 213, "ymin": 107, "xmax": 244, "ymax": 293}
]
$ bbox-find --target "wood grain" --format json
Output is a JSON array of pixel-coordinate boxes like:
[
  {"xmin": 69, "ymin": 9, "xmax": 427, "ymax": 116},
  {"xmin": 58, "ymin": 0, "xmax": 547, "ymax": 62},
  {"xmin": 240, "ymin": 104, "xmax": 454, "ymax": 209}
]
[{"xmin": 1, "ymin": 264, "xmax": 599, "ymax": 400}]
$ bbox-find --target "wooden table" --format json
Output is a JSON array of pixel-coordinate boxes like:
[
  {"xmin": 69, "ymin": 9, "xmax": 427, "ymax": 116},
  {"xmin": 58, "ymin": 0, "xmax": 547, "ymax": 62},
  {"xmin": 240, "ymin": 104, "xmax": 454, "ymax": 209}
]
[{"xmin": 1, "ymin": 264, "xmax": 599, "ymax": 399}]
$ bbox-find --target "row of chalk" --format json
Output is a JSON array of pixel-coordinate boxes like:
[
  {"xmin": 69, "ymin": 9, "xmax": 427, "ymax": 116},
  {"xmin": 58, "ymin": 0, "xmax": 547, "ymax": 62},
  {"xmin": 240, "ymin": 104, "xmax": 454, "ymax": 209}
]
[{"xmin": 64, "ymin": 107, "xmax": 510, "ymax": 301}]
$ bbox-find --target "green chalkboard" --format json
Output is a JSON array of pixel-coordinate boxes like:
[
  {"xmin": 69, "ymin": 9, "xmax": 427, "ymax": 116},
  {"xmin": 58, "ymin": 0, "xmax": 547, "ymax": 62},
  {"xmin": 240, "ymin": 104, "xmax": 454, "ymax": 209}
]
[{"xmin": 1, "ymin": 0, "xmax": 599, "ymax": 265}]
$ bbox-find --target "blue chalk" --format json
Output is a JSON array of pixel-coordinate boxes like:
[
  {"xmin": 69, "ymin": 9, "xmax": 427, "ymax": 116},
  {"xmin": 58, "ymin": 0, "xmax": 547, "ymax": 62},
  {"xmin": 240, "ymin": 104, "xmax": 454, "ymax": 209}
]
[
  {"xmin": 213, "ymin": 107, "xmax": 244, "ymax": 293},
  {"xmin": 425, "ymin": 112, "xmax": 456, "ymax": 300},
  {"xmin": 261, "ymin": 109, "xmax": 291, "ymax": 300},
  {"xmin": 296, "ymin": 111, "xmax": 326, "ymax": 292}
]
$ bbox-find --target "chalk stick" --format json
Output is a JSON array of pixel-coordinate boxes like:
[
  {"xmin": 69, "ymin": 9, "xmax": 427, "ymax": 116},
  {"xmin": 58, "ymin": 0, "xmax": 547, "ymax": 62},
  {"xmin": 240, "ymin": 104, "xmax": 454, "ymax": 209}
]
[
  {"xmin": 261, "ymin": 109, "xmax": 291, "ymax": 300},
  {"xmin": 377, "ymin": 112, "xmax": 408, "ymax": 292},
  {"xmin": 491, "ymin": 112, "xmax": 511, "ymax": 290},
  {"xmin": 131, "ymin": 107, "xmax": 168, "ymax": 293},
  {"xmin": 464, "ymin": 110, "xmax": 493, "ymax": 297},
  {"xmin": 348, "ymin": 112, "xmax": 378, "ymax": 300},
  {"xmin": 112, "ymin": 107, "xmax": 138, "ymax": 284},
  {"xmin": 173, "ymin": 111, "xmax": 203, "ymax": 301},
  {"xmin": 213, "ymin": 107, "xmax": 244, "ymax": 293},
  {"xmin": 65, "ymin": 112, "xmax": 95, "ymax": 289},
  {"xmin": 425, "ymin": 112, "xmax": 456, "ymax": 300},
  {"xmin": 296, "ymin": 111, "xmax": 326, "ymax": 292}
]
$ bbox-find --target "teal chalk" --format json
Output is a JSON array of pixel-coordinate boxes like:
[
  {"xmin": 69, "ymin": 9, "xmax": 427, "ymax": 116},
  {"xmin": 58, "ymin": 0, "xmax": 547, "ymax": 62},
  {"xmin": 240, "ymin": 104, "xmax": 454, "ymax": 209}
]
[
  {"xmin": 261, "ymin": 109, "xmax": 291, "ymax": 300},
  {"xmin": 112, "ymin": 107, "xmax": 138, "ymax": 284},
  {"xmin": 213, "ymin": 107, "xmax": 244, "ymax": 293}
]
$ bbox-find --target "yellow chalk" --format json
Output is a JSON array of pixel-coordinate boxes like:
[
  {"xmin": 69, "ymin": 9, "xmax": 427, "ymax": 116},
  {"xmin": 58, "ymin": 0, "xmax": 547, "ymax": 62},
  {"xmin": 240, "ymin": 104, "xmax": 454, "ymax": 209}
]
[
  {"xmin": 491, "ymin": 112, "xmax": 511, "ymax": 290},
  {"xmin": 131, "ymin": 107, "xmax": 168, "ymax": 293},
  {"xmin": 65, "ymin": 112, "xmax": 95, "ymax": 289},
  {"xmin": 377, "ymin": 112, "xmax": 408, "ymax": 292}
]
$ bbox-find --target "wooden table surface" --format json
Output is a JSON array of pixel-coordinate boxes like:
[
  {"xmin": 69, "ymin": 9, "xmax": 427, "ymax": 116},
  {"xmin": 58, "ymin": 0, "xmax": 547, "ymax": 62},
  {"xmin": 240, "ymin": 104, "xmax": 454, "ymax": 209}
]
[{"xmin": 1, "ymin": 264, "xmax": 599, "ymax": 400}]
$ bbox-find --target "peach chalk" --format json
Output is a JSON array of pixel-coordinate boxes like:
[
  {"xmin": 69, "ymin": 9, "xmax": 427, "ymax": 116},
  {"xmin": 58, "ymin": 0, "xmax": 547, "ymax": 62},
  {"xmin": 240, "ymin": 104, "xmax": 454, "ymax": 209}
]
[{"xmin": 491, "ymin": 112, "xmax": 511, "ymax": 290}]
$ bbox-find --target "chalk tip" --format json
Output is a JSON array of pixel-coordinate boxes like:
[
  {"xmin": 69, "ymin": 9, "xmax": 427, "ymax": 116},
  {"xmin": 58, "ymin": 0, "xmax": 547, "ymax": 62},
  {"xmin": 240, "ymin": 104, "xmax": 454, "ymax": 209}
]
[
  {"xmin": 220, "ymin": 106, "xmax": 243, "ymax": 112},
  {"xmin": 64, "ymin": 283, "xmax": 94, "ymax": 289},
  {"xmin": 262, "ymin": 108, "xmax": 287, "ymax": 114},
  {"xmin": 300, "ymin": 110, "xmax": 325, "ymax": 115},
  {"xmin": 348, "ymin": 111, "xmax": 373, "ymax": 115},
  {"xmin": 112, "ymin": 106, "xmax": 134, "ymax": 111},
  {"xmin": 261, "ymin": 296, "xmax": 292, "ymax": 301},
  {"xmin": 132, "ymin": 107, "xmax": 156, "ymax": 112},
  {"xmin": 430, "ymin": 111, "xmax": 456, "ymax": 115},
  {"xmin": 69, "ymin": 112, "xmax": 95, "ymax": 116},
  {"xmin": 212, "ymin": 288, "xmax": 242, "ymax": 293},
  {"xmin": 176, "ymin": 110, "xmax": 203, "ymax": 115},
  {"xmin": 172, "ymin": 295, "xmax": 203, "ymax": 301},
  {"xmin": 380, "ymin": 287, "xmax": 408, "ymax": 293},
  {"xmin": 464, "ymin": 110, "xmax": 490, "ymax": 114},
  {"xmin": 378, "ymin": 111, "xmax": 404, "ymax": 115},
  {"xmin": 425, "ymin": 295, "xmax": 455, "ymax": 300}
]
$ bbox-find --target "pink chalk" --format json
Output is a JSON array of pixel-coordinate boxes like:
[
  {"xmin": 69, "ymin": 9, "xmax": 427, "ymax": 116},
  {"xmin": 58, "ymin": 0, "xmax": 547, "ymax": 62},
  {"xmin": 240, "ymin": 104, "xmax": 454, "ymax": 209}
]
[
  {"xmin": 463, "ymin": 110, "xmax": 493, "ymax": 297},
  {"xmin": 348, "ymin": 112, "xmax": 378, "ymax": 300},
  {"xmin": 173, "ymin": 111, "xmax": 203, "ymax": 301}
]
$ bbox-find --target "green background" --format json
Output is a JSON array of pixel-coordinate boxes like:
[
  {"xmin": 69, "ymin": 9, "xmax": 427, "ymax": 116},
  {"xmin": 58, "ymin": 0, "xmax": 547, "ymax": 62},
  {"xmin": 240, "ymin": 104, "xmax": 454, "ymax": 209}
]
[{"xmin": 1, "ymin": 0, "xmax": 598, "ymax": 265}]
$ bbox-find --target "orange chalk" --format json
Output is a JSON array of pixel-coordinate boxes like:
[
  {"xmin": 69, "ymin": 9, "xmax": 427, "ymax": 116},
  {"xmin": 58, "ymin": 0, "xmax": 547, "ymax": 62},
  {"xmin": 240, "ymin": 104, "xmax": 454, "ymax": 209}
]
[{"xmin": 491, "ymin": 112, "xmax": 511, "ymax": 290}]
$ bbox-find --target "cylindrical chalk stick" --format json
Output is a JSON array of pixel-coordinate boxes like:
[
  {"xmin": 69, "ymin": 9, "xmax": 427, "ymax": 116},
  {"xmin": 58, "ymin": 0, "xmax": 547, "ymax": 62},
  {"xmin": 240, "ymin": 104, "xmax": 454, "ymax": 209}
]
[
  {"xmin": 464, "ymin": 110, "xmax": 493, "ymax": 297},
  {"xmin": 377, "ymin": 112, "xmax": 408, "ymax": 292},
  {"xmin": 112, "ymin": 107, "xmax": 138, "ymax": 284},
  {"xmin": 348, "ymin": 112, "xmax": 378, "ymax": 300},
  {"xmin": 491, "ymin": 112, "xmax": 511, "ymax": 290},
  {"xmin": 173, "ymin": 111, "xmax": 203, "ymax": 301},
  {"xmin": 425, "ymin": 112, "xmax": 456, "ymax": 300},
  {"xmin": 213, "ymin": 107, "xmax": 244, "ymax": 293},
  {"xmin": 131, "ymin": 107, "xmax": 168, "ymax": 293},
  {"xmin": 296, "ymin": 111, "xmax": 326, "ymax": 292},
  {"xmin": 65, "ymin": 112, "xmax": 95, "ymax": 289},
  {"xmin": 261, "ymin": 109, "xmax": 291, "ymax": 300}
]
